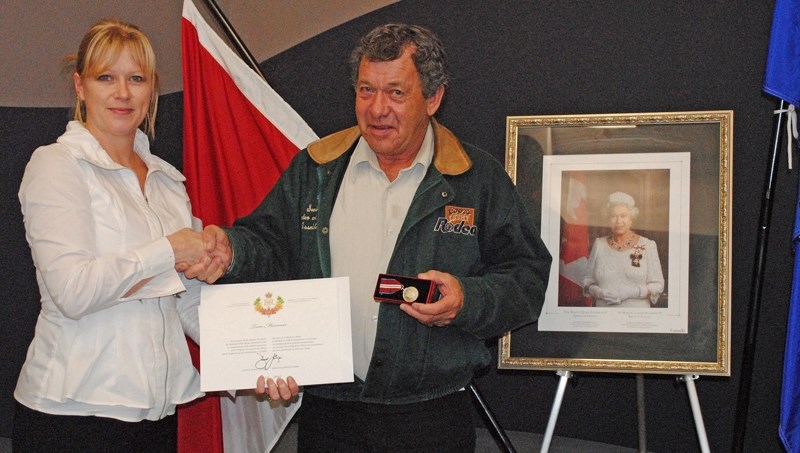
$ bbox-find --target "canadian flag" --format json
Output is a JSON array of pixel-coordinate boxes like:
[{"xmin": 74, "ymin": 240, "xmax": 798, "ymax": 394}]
[
  {"xmin": 180, "ymin": 0, "xmax": 318, "ymax": 451},
  {"xmin": 558, "ymin": 171, "xmax": 592, "ymax": 307}
]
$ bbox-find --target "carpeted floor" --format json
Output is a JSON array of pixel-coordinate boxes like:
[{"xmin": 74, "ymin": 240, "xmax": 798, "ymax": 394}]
[
  {"xmin": 1, "ymin": 425, "xmax": 643, "ymax": 452},
  {"xmin": 271, "ymin": 421, "xmax": 643, "ymax": 452}
]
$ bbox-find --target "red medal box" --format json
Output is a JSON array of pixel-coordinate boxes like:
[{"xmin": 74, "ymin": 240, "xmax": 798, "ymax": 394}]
[{"xmin": 373, "ymin": 273, "xmax": 438, "ymax": 304}]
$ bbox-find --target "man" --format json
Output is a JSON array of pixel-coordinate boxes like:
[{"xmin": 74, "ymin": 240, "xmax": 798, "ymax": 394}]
[{"xmin": 186, "ymin": 23, "xmax": 551, "ymax": 452}]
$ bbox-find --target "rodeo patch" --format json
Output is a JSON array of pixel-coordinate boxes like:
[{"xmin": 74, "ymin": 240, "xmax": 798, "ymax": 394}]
[{"xmin": 433, "ymin": 205, "xmax": 478, "ymax": 236}]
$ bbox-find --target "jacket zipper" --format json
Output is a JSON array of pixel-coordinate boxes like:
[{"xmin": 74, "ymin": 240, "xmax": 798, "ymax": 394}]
[{"xmin": 139, "ymin": 172, "xmax": 171, "ymax": 417}]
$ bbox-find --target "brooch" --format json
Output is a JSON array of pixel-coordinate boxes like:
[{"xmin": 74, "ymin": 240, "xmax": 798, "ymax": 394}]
[{"xmin": 630, "ymin": 245, "xmax": 645, "ymax": 267}]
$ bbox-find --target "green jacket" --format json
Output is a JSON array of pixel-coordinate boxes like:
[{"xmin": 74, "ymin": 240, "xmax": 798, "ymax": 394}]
[{"xmin": 224, "ymin": 120, "xmax": 551, "ymax": 404}]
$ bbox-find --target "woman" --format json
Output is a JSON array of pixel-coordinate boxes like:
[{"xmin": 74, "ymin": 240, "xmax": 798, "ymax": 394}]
[
  {"xmin": 13, "ymin": 19, "xmax": 209, "ymax": 451},
  {"xmin": 583, "ymin": 192, "xmax": 664, "ymax": 308}
]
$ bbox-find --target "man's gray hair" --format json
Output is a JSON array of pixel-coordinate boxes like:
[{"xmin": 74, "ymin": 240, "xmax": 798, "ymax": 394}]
[{"xmin": 349, "ymin": 23, "xmax": 449, "ymax": 99}]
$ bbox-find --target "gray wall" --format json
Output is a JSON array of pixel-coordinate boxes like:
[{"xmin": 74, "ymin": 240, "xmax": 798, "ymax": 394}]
[{"xmin": 0, "ymin": 0, "xmax": 396, "ymax": 107}]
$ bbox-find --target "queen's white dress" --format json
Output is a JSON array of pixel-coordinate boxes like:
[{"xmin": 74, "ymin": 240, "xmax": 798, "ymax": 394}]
[{"xmin": 583, "ymin": 235, "xmax": 665, "ymax": 308}]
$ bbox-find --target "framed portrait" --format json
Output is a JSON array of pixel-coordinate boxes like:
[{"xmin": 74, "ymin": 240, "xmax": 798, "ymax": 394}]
[{"xmin": 499, "ymin": 111, "xmax": 732, "ymax": 375}]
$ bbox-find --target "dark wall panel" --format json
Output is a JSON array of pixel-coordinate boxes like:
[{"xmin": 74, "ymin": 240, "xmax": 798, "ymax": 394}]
[{"xmin": 0, "ymin": 107, "xmax": 71, "ymax": 437}]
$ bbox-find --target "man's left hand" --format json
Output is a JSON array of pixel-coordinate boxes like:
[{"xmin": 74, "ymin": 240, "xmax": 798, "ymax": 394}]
[
  {"xmin": 399, "ymin": 270, "xmax": 463, "ymax": 327},
  {"xmin": 255, "ymin": 375, "xmax": 299, "ymax": 402}
]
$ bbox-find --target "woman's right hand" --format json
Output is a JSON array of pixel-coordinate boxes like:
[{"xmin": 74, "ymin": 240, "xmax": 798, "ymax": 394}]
[
  {"xmin": 167, "ymin": 228, "xmax": 210, "ymax": 266},
  {"xmin": 178, "ymin": 225, "xmax": 232, "ymax": 283}
]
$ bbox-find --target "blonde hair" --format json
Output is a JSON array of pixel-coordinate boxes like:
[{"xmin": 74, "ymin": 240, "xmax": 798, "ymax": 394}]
[{"xmin": 66, "ymin": 19, "xmax": 159, "ymax": 138}]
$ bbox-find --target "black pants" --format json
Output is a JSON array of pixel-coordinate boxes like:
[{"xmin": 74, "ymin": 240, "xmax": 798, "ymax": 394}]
[
  {"xmin": 13, "ymin": 401, "xmax": 177, "ymax": 453},
  {"xmin": 297, "ymin": 391, "xmax": 477, "ymax": 453}
]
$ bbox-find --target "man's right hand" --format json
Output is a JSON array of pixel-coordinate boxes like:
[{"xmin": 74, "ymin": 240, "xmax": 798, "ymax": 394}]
[{"xmin": 179, "ymin": 225, "xmax": 232, "ymax": 283}]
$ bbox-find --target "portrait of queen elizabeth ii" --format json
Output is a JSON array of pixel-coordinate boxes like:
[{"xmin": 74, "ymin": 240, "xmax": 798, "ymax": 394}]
[{"xmin": 582, "ymin": 191, "xmax": 665, "ymax": 308}]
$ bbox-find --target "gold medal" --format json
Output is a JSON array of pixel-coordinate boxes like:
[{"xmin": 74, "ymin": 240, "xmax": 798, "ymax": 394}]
[{"xmin": 402, "ymin": 286, "xmax": 419, "ymax": 302}]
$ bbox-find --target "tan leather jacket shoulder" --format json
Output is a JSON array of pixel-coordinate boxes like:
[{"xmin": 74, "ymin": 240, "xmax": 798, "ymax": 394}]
[{"xmin": 307, "ymin": 119, "xmax": 472, "ymax": 175}]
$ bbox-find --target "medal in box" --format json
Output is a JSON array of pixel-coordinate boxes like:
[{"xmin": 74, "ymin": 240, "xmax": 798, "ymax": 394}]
[{"xmin": 373, "ymin": 274, "xmax": 438, "ymax": 304}]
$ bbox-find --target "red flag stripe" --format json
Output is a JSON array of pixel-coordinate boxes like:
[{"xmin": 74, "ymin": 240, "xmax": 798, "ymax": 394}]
[
  {"xmin": 183, "ymin": 21, "xmax": 301, "ymax": 225},
  {"xmin": 559, "ymin": 171, "xmax": 591, "ymax": 306}
]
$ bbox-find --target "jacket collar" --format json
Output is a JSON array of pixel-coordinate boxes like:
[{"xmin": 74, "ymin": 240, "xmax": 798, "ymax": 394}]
[
  {"xmin": 306, "ymin": 118, "xmax": 472, "ymax": 176},
  {"xmin": 58, "ymin": 121, "xmax": 185, "ymax": 182}
]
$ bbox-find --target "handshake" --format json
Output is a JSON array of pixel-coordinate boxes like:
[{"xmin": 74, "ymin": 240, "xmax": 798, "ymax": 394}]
[
  {"xmin": 167, "ymin": 225, "xmax": 232, "ymax": 283},
  {"xmin": 167, "ymin": 226, "xmax": 302, "ymax": 401},
  {"xmin": 595, "ymin": 286, "xmax": 642, "ymax": 305}
]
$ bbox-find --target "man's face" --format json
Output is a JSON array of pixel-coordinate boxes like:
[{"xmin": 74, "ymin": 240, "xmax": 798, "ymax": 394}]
[{"xmin": 354, "ymin": 46, "xmax": 443, "ymax": 162}]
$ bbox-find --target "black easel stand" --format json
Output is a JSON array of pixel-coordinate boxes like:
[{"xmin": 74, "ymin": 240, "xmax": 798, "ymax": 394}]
[{"xmin": 469, "ymin": 383, "xmax": 517, "ymax": 453}]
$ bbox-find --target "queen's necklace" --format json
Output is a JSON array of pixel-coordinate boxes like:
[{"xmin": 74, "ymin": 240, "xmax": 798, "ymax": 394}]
[{"xmin": 608, "ymin": 233, "xmax": 637, "ymax": 251}]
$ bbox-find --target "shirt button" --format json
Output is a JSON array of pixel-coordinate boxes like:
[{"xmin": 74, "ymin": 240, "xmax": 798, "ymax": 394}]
[
  {"xmin": 321, "ymin": 227, "xmax": 329, "ymax": 235},
  {"xmin": 441, "ymin": 191, "xmax": 448, "ymax": 198},
  {"xmin": 373, "ymin": 359, "xmax": 384, "ymax": 368}
]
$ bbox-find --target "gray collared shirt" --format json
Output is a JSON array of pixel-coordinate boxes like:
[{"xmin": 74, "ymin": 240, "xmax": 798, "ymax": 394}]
[{"xmin": 330, "ymin": 123, "xmax": 434, "ymax": 380}]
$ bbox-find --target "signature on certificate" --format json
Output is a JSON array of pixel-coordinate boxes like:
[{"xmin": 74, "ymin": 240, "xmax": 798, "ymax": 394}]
[{"xmin": 255, "ymin": 352, "xmax": 281, "ymax": 370}]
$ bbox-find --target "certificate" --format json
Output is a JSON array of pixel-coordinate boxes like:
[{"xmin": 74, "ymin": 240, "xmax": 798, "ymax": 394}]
[{"xmin": 199, "ymin": 276, "xmax": 354, "ymax": 392}]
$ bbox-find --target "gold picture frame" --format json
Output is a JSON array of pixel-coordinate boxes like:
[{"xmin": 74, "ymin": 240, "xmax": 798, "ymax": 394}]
[{"xmin": 500, "ymin": 111, "xmax": 732, "ymax": 375}]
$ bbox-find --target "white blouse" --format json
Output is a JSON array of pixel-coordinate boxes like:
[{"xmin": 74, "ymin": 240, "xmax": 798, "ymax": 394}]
[{"xmin": 14, "ymin": 121, "xmax": 202, "ymax": 422}]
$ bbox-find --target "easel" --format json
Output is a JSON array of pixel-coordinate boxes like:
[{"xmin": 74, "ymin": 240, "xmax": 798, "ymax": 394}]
[
  {"xmin": 469, "ymin": 382, "xmax": 518, "ymax": 453},
  {"xmin": 540, "ymin": 371, "xmax": 710, "ymax": 453}
]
